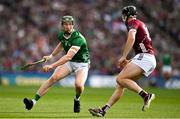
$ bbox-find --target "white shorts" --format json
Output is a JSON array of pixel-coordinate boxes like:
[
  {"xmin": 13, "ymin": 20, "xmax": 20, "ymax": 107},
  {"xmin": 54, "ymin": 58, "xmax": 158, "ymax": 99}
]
[
  {"xmin": 131, "ymin": 53, "xmax": 156, "ymax": 77},
  {"xmin": 64, "ymin": 62, "xmax": 90, "ymax": 84},
  {"xmin": 162, "ymin": 65, "xmax": 172, "ymax": 74},
  {"xmin": 65, "ymin": 61, "xmax": 90, "ymax": 73}
]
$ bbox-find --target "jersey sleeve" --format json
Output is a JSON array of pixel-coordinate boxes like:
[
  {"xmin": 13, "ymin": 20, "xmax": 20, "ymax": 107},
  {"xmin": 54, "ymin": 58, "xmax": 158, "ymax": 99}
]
[
  {"xmin": 127, "ymin": 20, "xmax": 139, "ymax": 30},
  {"xmin": 71, "ymin": 37, "xmax": 84, "ymax": 47}
]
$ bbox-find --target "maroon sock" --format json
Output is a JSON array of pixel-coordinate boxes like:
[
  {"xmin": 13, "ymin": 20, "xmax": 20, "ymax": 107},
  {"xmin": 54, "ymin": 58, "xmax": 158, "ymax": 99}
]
[
  {"xmin": 102, "ymin": 105, "xmax": 110, "ymax": 112},
  {"xmin": 139, "ymin": 90, "xmax": 148, "ymax": 99}
]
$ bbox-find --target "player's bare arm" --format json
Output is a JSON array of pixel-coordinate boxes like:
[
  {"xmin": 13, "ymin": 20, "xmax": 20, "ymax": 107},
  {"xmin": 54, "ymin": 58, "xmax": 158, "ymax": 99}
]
[
  {"xmin": 51, "ymin": 46, "xmax": 80, "ymax": 67},
  {"xmin": 43, "ymin": 43, "xmax": 63, "ymax": 61},
  {"xmin": 119, "ymin": 29, "xmax": 136, "ymax": 68},
  {"xmin": 42, "ymin": 46, "xmax": 80, "ymax": 72},
  {"xmin": 51, "ymin": 42, "xmax": 63, "ymax": 56}
]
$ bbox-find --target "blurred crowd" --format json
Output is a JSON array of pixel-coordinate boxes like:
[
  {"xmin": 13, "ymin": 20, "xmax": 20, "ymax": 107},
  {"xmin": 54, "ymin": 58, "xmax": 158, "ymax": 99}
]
[{"xmin": 0, "ymin": 0, "xmax": 180, "ymax": 77}]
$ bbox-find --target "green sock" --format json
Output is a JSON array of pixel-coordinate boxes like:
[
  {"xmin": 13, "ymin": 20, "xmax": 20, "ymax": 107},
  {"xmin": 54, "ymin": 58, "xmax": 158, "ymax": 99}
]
[
  {"xmin": 34, "ymin": 94, "xmax": 41, "ymax": 101},
  {"xmin": 75, "ymin": 94, "xmax": 80, "ymax": 100}
]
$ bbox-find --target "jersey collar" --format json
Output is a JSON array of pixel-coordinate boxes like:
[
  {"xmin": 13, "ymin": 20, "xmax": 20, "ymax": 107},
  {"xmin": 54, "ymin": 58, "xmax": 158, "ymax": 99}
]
[{"xmin": 63, "ymin": 29, "xmax": 75, "ymax": 39}]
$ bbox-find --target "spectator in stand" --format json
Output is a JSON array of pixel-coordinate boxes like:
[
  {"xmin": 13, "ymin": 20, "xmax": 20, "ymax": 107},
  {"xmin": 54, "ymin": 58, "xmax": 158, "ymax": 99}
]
[{"xmin": 0, "ymin": 0, "xmax": 179, "ymax": 77}]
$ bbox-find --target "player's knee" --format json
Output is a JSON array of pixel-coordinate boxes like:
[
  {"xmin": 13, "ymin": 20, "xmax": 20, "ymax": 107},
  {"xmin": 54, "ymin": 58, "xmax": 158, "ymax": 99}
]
[{"xmin": 116, "ymin": 76, "xmax": 125, "ymax": 86}]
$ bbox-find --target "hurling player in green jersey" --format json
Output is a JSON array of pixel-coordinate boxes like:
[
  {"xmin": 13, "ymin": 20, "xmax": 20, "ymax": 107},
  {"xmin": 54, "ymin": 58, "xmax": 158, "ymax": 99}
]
[{"xmin": 23, "ymin": 15, "xmax": 90, "ymax": 113}]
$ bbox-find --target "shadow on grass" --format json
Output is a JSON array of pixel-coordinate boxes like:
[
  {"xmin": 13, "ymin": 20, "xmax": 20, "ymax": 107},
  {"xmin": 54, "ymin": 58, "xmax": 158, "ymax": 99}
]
[{"xmin": 0, "ymin": 111, "xmax": 92, "ymax": 118}]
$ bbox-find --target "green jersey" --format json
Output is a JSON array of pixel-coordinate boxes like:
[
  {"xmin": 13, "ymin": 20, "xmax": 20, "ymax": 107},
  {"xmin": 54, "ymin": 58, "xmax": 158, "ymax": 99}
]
[
  {"xmin": 162, "ymin": 54, "xmax": 171, "ymax": 65},
  {"xmin": 57, "ymin": 30, "xmax": 90, "ymax": 63}
]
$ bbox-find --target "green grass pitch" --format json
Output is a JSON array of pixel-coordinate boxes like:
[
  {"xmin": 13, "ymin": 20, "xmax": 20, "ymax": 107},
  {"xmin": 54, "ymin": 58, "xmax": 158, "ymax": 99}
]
[{"xmin": 0, "ymin": 86, "xmax": 180, "ymax": 119}]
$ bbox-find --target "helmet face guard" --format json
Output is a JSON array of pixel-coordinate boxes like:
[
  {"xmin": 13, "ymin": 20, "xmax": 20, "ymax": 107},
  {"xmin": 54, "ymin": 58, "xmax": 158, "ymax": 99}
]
[
  {"xmin": 61, "ymin": 15, "xmax": 74, "ymax": 25},
  {"xmin": 122, "ymin": 14, "xmax": 127, "ymax": 22}
]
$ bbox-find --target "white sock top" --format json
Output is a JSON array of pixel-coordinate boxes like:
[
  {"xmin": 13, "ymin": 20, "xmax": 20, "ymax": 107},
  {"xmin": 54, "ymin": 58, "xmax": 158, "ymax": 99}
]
[{"xmin": 32, "ymin": 99, "xmax": 36, "ymax": 105}]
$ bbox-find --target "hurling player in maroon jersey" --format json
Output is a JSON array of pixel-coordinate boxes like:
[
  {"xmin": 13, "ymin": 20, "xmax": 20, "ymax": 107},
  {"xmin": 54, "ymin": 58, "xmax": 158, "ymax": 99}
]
[{"xmin": 89, "ymin": 6, "xmax": 156, "ymax": 117}]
